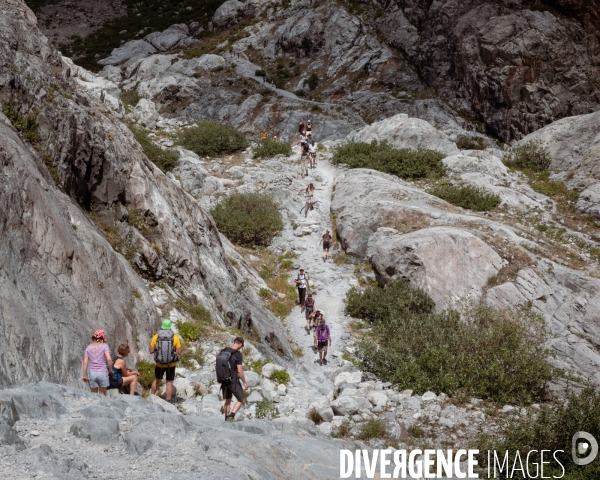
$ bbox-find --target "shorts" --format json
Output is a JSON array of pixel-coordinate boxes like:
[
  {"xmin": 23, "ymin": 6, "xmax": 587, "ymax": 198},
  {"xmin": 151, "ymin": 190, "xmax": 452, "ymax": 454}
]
[
  {"xmin": 305, "ymin": 308, "xmax": 314, "ymax": 320},
  {"xmin": 322, "ymin": 242, "xmax": 330, "ymax": 250},
  {"xmin": 155, "ymin": 365, "xmax": 176, "ymax": 382},
  {"xmin": 221, "ymin": 380, "xmax": 245, "ymax": 402},
  {"xmin": 109, "ymin": 376, "xmax": 123, "ymax": 389},
  {"xmin": 88, "ymin": 370, "xmax": 109, "ymax": 388},
  {"xmin": 317, "ymin": 341, "xmax": 328, "ymax": 350}
]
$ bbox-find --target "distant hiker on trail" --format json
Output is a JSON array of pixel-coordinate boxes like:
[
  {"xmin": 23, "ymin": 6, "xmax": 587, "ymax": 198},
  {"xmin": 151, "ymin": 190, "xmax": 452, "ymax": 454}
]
[
  {"xmin": 294, "ymin": 268, "xmax": 310, "ymax": 311},
  {"xmin": 273, "ymin": 135, "xmax": 278, "ymax": 142},
  {"xmin": 306, "ymin": 120, "xmax": 312, "ymax": 136},
  {"xmin": 308, "ymin": 140, "xmax": 318, "ymax": 169},
  {"xmin": 82, "ymin": 330, "xmax": 113, "ymax": 396},
  {"xmin": 304, "ymin": 292, "xmax": 316, "ymax": 333},
  {"xmin": 314, "ymin": 319, "xmax": 331, "ymax": 366},
  {"xmin": 300, "ymin": 140, "xmax": 310, "ymax": 178},
  {"xmin": 299, "ymin": 121, "xmax": 306, "ymax": 136},
  {"xmin": 310, "ymin": 308, "xmax": 325, "ymax": 330},
  {"xmin": 150, "ymin": 319, "xmax": 182, "ymax": 403},
  {"xmin": 109, "ymin": 343, "xmax": 139, "ymax": 395},
  {"xmin": 216, "ymin": 336, "xmax": 248, "ymax": 422},
  {"xmin": 300, "ymin": 183, "xmax": 323, "ymax": 217},
  {"xmin": 320, "ymin": 229, "xmax": 332, "ymax": 262},
  {"xmin": 260, "ymin": 130, "xmax": 267, "ymax": 141}
]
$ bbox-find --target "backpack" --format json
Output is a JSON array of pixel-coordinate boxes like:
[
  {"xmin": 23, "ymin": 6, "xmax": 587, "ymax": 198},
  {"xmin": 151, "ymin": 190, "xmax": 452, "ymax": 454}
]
[
  {"xmin": 154, "ymin": 329, "xmax": 178, "ymax": 365},
  {"xmin": 215, "ymin": 349, "xmax": 233, "ymax": 383},
  {"xmin": 316, "ymin": 325, "xmax": 330, "ymax": 342}
]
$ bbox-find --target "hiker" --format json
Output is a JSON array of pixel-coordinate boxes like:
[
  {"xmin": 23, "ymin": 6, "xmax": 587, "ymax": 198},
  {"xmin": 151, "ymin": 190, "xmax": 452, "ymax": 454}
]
[
  {"xmin": 300, "ymin": 140, "xmax": 310, "ymax": 178},
  {"xmin": 304, "ymin": 292, "xmax": 316, "ymax": 333},
  {"xmin": 308, "ymin": 140, "xmax": 318, "ymax": 169},
  {"xmin": 299, "ymin": 121, "xmax": 306, "ymax": 136},
  {"xmin": 216, "ymin": 336, "xmax": 248, "ymax": 422},
  {"xmin": 260, "ymin": 130, "xmax": 267, "ymax": 141},
  {"xmin": 294, "ymin": 268, "xmax": 310, "ymax": 311},
  {"xmin": 150, "ymin": 319, "xmax": 182, "ymax": 403},
  {"xmin": 319, "ymin": 229, "xmax": 332, "ymax": 261},
  {"xmin": 273, "ymin": 135, "xmax": 278, "ymax": 142},
  {"xmin": 314, "ymin": 319, "xmax": 331, "ymax": 366},
  {"xmin": 306, "ymin": 120, "xmax": 312, "ymax": 136},
  {"xmin": 299, "ymin": 183, "xmax": 322, "ymax": 217},
  {"xmin": 109, "ymin": 343, "xmax": 139, "ymax": 395},
  {"xmin": 82, "ymin": 330, "xmax": 114, "ymax": 396},
  {"xmin": 310, "ymin": 308, "xmax": 325, "ymax": 330}
]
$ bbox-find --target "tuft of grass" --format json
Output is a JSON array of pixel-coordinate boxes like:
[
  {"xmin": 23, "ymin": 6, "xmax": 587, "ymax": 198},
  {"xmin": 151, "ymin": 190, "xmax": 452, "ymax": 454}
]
[
  {"xmin": 331, "ymin": 421, "xmax": 352, "ymax": 438},
  {"xmin": 308, "ymin": 407, "xmax": 323, "ymax": 425},
  {"xmin": 456, "ymin": 136, "xmax": 486, "ymax": 150},
  {"xmin": 254, "ymin": 398, "xmax": 278, "ymax": 420},
  {"xmin": 252, "ymin": 139, "xmax": 293, "ymax": 159},
  {"xmin": 306, "ymin": 73, "xmax": 319, "ymax": 91},
  {"xmin": 175, "ymin": 299, "xmax": 211, "ymax": 323},
  {"xmin": 121, "ymin": 89, "xmax": 142, "ymax": 109},
  {"xmin": 332, "ymin": 140, "xmax": 446, "ymax": 180},
  {"xmin": 407, "ymin": 424, "xmax": 425, "ymax": 438},
  {"xmin": 259, "ymin": 288, "xmax": 271, "ymax": 298},
  {"xmin": 269, "ymin": 369, "xmax": 290, "ymax": 385},
  {"xmin": 177, "ymin": 121, "xmax": 248, "ymax": 157},
  {"xmin": 428, "ymin": 184, "xmax": 501, "ymax": 212},
  {"xmin": 246, "ymin": 358, "xmax": 271, "ymax": 374},
  {"xmin": 175, "ymin": 320, "xmax": 203, "ymax": 341},
  {"xmin": 179, "ymin": 346, "xmax": 205, "ymax": 369},
  {"xmin": 504, "ymin": 140, "xmax": 551, "ymax": 172},
  {"xmin": 129, "ymin": 125, "xmax": 178, "ymax": 173},
  {"xmin": 211, "ymin": 192, "xmax": 283, "ymax": 247},
  {"xmin": 2, "ymin": 104, "xmax": 39, "ymax": 143},
  {"xmin": 347, "ymin": 280, "xmax": 558, "ymax": 404},
  {"xmin": 357, "ymin": 419, "xmax": 386, "ymax": 441},
  {"xmin": 136, "ymin": 359, "xmax": 156, "ymax": 389}
]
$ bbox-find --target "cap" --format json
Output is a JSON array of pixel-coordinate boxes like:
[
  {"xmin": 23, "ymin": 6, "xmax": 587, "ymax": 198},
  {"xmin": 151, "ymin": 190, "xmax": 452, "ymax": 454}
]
[
  {"xmin": 161, "ymin": 319, "xmax": 172, "ymax": 330},
  {"xmin": 92, "ymin": 330, "xmax": 106, "ymax": 341},
  {"xmin": 234, "ymin": 336, "xmax": 245, "ymax": 346}
]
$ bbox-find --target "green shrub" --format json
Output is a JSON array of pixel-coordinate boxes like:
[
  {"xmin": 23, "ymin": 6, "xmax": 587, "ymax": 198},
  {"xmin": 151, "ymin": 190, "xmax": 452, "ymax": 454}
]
[
  {"xmin": 255, "ymin": 69, "xmax": 266, "ymax": 77},
  {"xmin": 357, "ymin": 419, "xmax": 386, "ymax": 441},
  {"xmin": 504, "ymin": 140, "xmax": 552, "ymax": 171},
  {"xmin": 481, "ymin": 386, "xmax": 600, "ymax": 479},
  {"xmin": 332, "ymin": 140, "xmax": 446, "ymax": 180},
  {"xmin": 347, "ymin": 280, "xmax": 557, "ymax": 404},
  {"xmin": 210, "ymin": 192, "xmax": 283, "ymax": 247},
  {"xmin": 306, "ymin": 73, "xmax": 319, "ymax": 90},
  {"xmin": 259, "ymin": 288, "xmax": 271, "ymax": 298},
  {"xmin": 176, "ymin": 121, "xmax": 249, "ymax": 157},
  {"xmin": 121, "ymin": 89, "xmax": 142, "ymax": 108},
  {"xmin": 129, "ymin": 125, "xmax": 178, "ymax": 173},
  {"xmin": 311, "ymin": 104, "xmax": 321, "ymax": 112},
  {"xmin": 246, "ymin": 358, "xmax": 271, "ymax": 374},
  {"xmin": 295, "ymin": 89, "xmax": 306, "ymax": 97},
  {"xmin": 269, "ymin": 369, "xmax": 290, "ymax": 385},
  {"xmin": 254, "ymin": 398, "xmax": 278, "ymax": 419},
  {"xmin": 175, "ymin": 320, "xmax": 203, "ymax": 341},
  {"xmin": 175, "ymin": 300, "xmax": 211, "ymax": 324},
  {"xmin": 308, "ymin": 407, "xmax": 323, "ymax": 425},
  {"xmin": 428, "ymin": 184, "xmax": 501, "ymax": 211},
  {"xmin": 179, "ymin": 346, "xmax": 205, "ymax": 369},
  {"xmin": 252, "ymin": 139, "xmax": 293, "ymax": 159},
  {"xmin": 2, "ymin": 104, "xmax": 39, "ymax": 143},
  {"xmin": 136, "ymin": 359, "xmax": 155, "ymax": 389},
  {"xmin": 456, "ymin": 136, "xmax": 486, "ymax": 150}
]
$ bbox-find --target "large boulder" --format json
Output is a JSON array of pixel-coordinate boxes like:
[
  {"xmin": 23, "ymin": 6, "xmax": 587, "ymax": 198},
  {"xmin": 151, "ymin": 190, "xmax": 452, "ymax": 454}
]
[
  {"xmin": 98, "ymin": 39, "xmax": 157, "ymax": 67},
  {"xmin": 330, "ymin": 397, "xmax": 360, "ymax": 416},
  {"xmin": 145, "ymin": 24, "xmax": 190, "ymax": 52},
  {"xmin": 367, "ymin": 227, "xmax": 503, "ymax": 309}
]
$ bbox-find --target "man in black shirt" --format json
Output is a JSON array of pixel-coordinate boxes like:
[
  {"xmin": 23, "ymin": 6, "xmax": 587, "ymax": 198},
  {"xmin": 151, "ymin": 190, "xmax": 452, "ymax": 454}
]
[{"xmin": 222, "ymin": 336, "xmax": 248, "ymax": 422}]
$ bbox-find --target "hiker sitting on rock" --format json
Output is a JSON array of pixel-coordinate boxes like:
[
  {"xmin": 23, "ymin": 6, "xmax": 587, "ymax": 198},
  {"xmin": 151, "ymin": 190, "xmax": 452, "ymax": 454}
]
[
  {"xmin": 216, "ymin": 336, "xmax": 248, "ymax": 422},
  {"xmin": 150, "ymin": 319, "xmax": 182, "ymax": 403},
  {"xmin": 314, "ymin": 319, "xmax": 331, "ymax": 366},
  {"xmin": 82, "ymin": 330, "xmax": 113, "ymax": 396},
  {"xmin": 304, "ymin": 292, "xmax": 316, "ymax": 333},
  {"xmin": 109, "ymin": 343, "xmax": 139, "ymax": 395},
  {"xmin": 294, "ymin": 268, "xmax": 310, "ymax": 312}
]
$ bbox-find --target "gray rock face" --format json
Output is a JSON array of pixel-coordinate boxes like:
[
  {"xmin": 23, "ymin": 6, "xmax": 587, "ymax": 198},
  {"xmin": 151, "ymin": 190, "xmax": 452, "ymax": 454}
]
[
  {"xmin": 145, "ymin": 24, "xmax": 190, "ymax": 52},
  {"xmin": 98, "ymin": 39, "xmax": 157, "ymax": 67},
  {"xmin": 0, "ymin": 0, "xmax": 295, "ymax": 387}
]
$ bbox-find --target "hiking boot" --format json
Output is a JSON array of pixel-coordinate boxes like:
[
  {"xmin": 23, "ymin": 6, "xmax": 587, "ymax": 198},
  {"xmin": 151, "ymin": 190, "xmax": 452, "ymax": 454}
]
[
  {"xmin": 225, "ymin": 414, "xmax": 235, "ymax": 422},
  {"xmin": 323, "ymin": 359, "xmax": 328, "ymax": 365}
]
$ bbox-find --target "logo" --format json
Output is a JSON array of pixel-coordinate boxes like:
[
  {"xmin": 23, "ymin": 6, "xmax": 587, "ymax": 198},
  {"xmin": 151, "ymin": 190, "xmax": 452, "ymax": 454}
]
[{"xmin": 572, "ymin": 432, "xmax": 598, "ymax": 466}]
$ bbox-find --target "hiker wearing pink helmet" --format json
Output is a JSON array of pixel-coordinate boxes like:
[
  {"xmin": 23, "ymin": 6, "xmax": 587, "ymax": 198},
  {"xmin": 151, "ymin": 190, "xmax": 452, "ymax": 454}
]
[{"xmin": 82, "ymin": 330, "xmax": 114, "ymax": 395}]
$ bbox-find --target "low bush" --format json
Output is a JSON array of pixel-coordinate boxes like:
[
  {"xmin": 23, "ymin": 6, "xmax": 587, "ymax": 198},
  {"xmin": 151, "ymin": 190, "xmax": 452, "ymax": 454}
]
[
  {"xmin": 252, "ymin": 139, "xmax": 293, "ymax": 159},
  {"xmin": 269, "ymin": 369, "xmax": 290, "ymax": 385},
  {"xmin": 332, "ymin": 140, "xmax": 446, "ymax": 180},
  {"xmin": 347, "ymin": 280, "xmax": 558, "ymax": 404},
  {"xmin": 254, "ymin": 398, "xmax": 278, "ymax": 419},
  {"xmin": 255, "ymin": 69, "xmax": 266, "ymax": 77},
  {"xmin": 175, "ymin": 320, "xmax": 203, "ymax": 342},
  {"xmin": 428, "ymin": 184, "xmax": 501, "ymax": 211},
  {"xmin": 295, "ymin": 89, "xmax": 306, "ymax": 97},
  {"xmin": 136, "ymin": 359, "xmax": 155, "ymax": 389},
  {"xmin": 129, "ymin": 125, "xmax": 178, "ymax": 173},
  {"xmin": 176, "ymin": 121, "xmax": 249, "ymax": 157},
  {"xmin": 308, "ymin": 407, "xmax": 323, "ymax": 425},
  {"xmin": 504, "ymin": 140, "xmax": 552, "ymax": 171},
  {"xmin": 2, "ymin": 104, "xmax": 39, "ymax": 143},
  {"xmin": 210, "ymin": 192, "xmax": 283, "ymax": 247},
  {"xmin": 179, "ymin": 346, "xmax": 205, "ymax": 369},
  {"xmin": 456, "ymin": 136, "xmax": 486, "ymax": 150},
  {"xmin": 121, "ymin": 89, "xmax": 142, "ymax": 108},
  {"xmin": 481, "ymin": 386, "xmax": 600, "ymax": 479},
  {"xmin": 175, "ymin": 300, "xmax": 211, "ymax": 324},
  {"xmin": 246, "ymin": 358, "xmax": 271, "ymax": 374},
  {"xmin": 357, "ymin": 419, "xmax": 386, "ymax": 441}
]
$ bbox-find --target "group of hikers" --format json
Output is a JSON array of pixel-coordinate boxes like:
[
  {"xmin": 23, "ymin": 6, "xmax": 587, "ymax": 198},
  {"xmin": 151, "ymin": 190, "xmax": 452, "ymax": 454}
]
[{"xmin": 298, "ymin": 120, "xmax": 318, "ymax": 179}]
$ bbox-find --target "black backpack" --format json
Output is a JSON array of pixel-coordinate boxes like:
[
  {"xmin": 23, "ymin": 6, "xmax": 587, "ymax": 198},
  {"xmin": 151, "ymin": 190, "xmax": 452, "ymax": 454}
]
[
  {"xmin": 154, "ymin": 329, "xmax": 178, "ymax": 364},
  {"xmin": 215, "ymin": 349, "xmax": 233, "ymax": 383}
]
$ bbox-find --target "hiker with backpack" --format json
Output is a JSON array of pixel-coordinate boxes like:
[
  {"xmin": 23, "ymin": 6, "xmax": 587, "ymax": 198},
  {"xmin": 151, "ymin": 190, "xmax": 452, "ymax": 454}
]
[
  {"xmin": 304, "ymin": 292, "xmax": 316, "ymax": 333},
  {"xmin": 82, "ymin": 330, "xmax": 114, "ymax": 395},
  {"xmin": 306, "ymin": 120, "xmax": 312, "ymax": 137},
  {"xmin": 314, "ymin": 319, "xmax": 331, "ymax": 366},
  {"xmin": 299, "ymin": 183, "xmax": 322, "ymax": 217},
  {"xmin": 319, "ymin": 229, "xmax": 332, "ymax": 262},
  {"xmin": 299, "ymin": 140, "xmax": 310, "ymax": 178},
  {"xmin": 308, "ymin": 137, "xmax": 318, "ymax": 169},
  {"xmin": 149, "ymin": 319, "xmax": 182, "ymax": 403},
  {"xmin": 298, "ymin": 121, "xmax": 306, "ymax": 136},
  {"xmin": 216, "ymin": 336, "xmax": 248, "ymax": 422},
  {"xmin": 109, "ymin": 343, "xmax": 139, "ymax": 395},
  {"xmin": 294, "ymin": 268, "xmax": 310, "ymax": 312}
]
